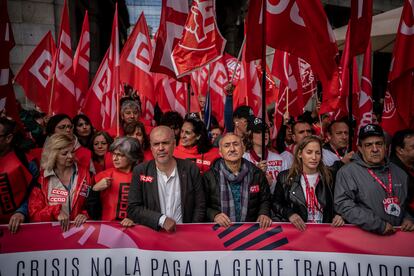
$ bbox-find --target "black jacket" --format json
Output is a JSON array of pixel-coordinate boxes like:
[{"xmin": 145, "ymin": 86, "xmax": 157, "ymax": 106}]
[
  {"xmin": 202, "ymin": 159, "xmax": 271, "ymax": 222},
  {"xmin": 272, "ymin": 170, "xmax": 335, "ymax": 223},
  {"xmin": 127, "ymin": 158, "xmax": 205, "ymax": 230}
]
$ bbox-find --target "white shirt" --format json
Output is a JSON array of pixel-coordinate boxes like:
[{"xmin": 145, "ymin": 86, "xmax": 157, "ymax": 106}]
[
  {"xmin": 157, "ymin": 166, "xmax": 182, "ymax": 226},
  {"xmin": 300, "ymin": 173, "xmax": 323, "ymax": 223},
  {"xmin": 322, "ymin": 148, "xmax": 341, "ymax": 166},
  {"xmin": 243, "ymin": 150, "xmax": 289, "ymax": 193}
]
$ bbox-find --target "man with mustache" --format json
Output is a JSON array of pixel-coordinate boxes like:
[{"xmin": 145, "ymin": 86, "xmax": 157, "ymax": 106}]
[
  {"xmin": 128, "ymin": 126, "xmax": 205, "ymax": 232},
  {"xmin": 202, "ymin": 133, "xmax": 272, "ymax": 229},
  {"xmin": 334, "ymin": 124, "xmax": 414, "ymax": 235}
]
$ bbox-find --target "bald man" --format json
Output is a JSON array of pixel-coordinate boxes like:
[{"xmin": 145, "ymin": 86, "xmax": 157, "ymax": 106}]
[
  {"xmin": 202, "ymin": 133, "xmax": 272, "ymax": 229},
  {"xmin": 128, "ymin": 126, "xmax": 205, "ymax": 231}
]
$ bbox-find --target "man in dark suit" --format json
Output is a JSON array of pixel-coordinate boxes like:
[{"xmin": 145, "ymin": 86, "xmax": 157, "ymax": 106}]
[{"xmin": 128, "ymin": 126, "xmax": 205, "ymax": 232}]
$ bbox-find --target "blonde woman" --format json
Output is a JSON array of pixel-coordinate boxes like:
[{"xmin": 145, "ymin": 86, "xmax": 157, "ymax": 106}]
[
  {"xmin": 29, "ymin": 133, "xmax": 93, "ymax": 231},
  {"xmin": 272, "ymin": 135, "xmax": 344, "ymax": 231}
]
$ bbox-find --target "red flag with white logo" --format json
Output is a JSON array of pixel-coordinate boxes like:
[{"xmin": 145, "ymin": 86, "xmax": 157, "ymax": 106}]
[
  {"xmin": 51, "ymin": 0, "xmax": 78, "ymax": 116},
  {"xmin": 356, "ymin": 41, "xmax": 373, "ymax": 132},
  {"xmin": 382, "ymin": 0, "xmax": 414, "ymax": 134},
  {"xmin": 245, "ymin": 0, "xmax": 339, "ymax": 113},
  {"xmin": 82, "ymin": 5, "xmax": 120, "ymax": 130},
  {"xmin": 171, "ymin": 0, "xmax": 226, "ymax": 78},
  {"xmin": 73, "ymin": 11, "xmax": 90, "ymax": 108},
  {"xmin": 272, "ymin": 51, "xmax": 309, "ymax": 129},
  {"xmin": 120, "ymin": 13, "xmax": 155, "ymax": 102},
  {"xmin": 234, "ymin": 60, "xmax": 262, "ymax": 116},
  {"xmin": 156, "ymin": 74, "xmax": 187, "ymax": 116},
  {"xmin": 333, "ymin": 25, "xmax": 360, "ymax": 121},
  {"xmin": 151, "ymin": 0, "xmax": 188, "ymax": 78},
  {"xmin": 349, "ymin": 0, "xmax": 373, "ymax": 57},
  {"xmin": 14, "ymin": 32, "xmax": 56, "ymax": 113},
  {"xmin": 191, "ymin": 66, "xmax": 209, "ymax": 97}
]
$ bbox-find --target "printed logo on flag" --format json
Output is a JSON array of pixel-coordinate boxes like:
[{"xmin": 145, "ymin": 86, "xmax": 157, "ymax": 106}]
[
  {"xmin": 127, "ymin": 32, "xmax": 152, "ymax": 73},
  {"xmin": 382, "ymin": 91, "xmax": 396, "ymax": 119},
  {"xmin": 29, "ymin": 50, "xmax": 53, "ymax": 88},
  {"xmin": 182, "ymin": 0, "xmax": 215, "ymax": 49}
]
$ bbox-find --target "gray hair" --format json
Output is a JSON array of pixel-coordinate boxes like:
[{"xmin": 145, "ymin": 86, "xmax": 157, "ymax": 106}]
[
  {"xmin": 121, "ymin": 100, "xmax": 141, "ymax": 114},
  {"xmin": 110, "ymin": 136, "xmax": 143, "ymax": 164}
]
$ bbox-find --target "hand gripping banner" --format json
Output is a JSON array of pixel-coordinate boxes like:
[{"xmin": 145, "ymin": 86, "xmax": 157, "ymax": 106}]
[{"xmin": 1, "ymin": 222, "xmax": 413, "ymax": 275}]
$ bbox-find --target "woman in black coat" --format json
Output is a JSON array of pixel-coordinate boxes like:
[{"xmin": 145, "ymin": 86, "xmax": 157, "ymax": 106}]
[{"xmin": 272, "ymin": 135, "xmax": 344, "ymax": 231}]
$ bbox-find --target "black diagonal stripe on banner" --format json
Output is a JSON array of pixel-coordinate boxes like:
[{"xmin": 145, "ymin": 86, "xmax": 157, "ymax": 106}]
[
  {"xmin": 223, "ymin": 224, "xmax": 260, "ymax": 247},
  {"xmin": 259, "ymin": 237, "xmax": 289, "ymax": 250},
  {"xmin": 217, "ymin": 224, "xmax": 244, "ymax": 238},
  {"xmin": 233, "ymin": 225, "xmax": 283, "ymax": 250}
]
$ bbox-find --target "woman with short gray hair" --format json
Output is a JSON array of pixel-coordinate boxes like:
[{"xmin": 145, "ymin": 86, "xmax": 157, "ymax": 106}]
[{"xmin": 86, "ymin": 137, "xmax": 143, "ymax": 226}]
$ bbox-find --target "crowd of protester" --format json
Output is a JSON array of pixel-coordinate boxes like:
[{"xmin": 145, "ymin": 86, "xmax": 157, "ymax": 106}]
[{"xmin": 1, "ymin": 95, "xmax": 413, "ymax": 236}]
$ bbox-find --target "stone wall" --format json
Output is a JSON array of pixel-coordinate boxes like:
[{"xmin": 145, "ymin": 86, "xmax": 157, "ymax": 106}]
[{"xmin": 8, "ymin": 0, "xmax": 63, "ymax": 107}]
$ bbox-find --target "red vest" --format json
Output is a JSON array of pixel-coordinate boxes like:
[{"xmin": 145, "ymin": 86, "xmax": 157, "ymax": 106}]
[
  {"xmin": 173, "ymin": 145, "xmax": 220, "ymax": 174},
  {"xmin": 0, "ymin": 151, "xmax": 32, "ymax": 223},
  {"xmin": 95, "ymin": 168, "xmax": 132, "ymax": 221}
]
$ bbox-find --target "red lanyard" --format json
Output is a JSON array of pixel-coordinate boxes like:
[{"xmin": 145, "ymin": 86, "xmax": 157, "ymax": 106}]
[
  {"xmin": 367, "ymin": 169, "xmax": 393, "ymax": 196},
  {"xmin": 303, "ymin": 174, "xmax": 320, "ymax": 216},
  {"xmin": 332, "ymin": 148, "xmax": 343, "ymax": 160}
]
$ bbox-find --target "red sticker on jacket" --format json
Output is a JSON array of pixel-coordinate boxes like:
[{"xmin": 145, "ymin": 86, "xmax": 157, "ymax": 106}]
[
  {"xmin": 51, "ymin": 189, "xmax": 68, "ymax": 197},
  {"xmin": 250, "ymin": 185, "xmax": 260, "ymax": 193},
  {"xmin": 140, "ymin": 175, "xmax": 153, "ymax": 183}
]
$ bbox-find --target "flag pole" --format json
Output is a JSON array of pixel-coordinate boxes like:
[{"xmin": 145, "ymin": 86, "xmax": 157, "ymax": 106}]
[
  {"xmin": 48, "ymin": 75, "xmax": 56, "ymax": 115},
  {"xmin": 348, "ymin": 60, "xmax": 353, "ymax": 151},
  {"xmin": 186, "ymin": 83, "xmax": 191, "ymax": 114},
  {"xmin": 260, "ymin": 0, "xmax": 267, "ymax": 161}
]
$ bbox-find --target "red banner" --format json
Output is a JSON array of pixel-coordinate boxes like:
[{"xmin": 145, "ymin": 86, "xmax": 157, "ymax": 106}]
[{"xmin": 1, "ymin": 222, "xmax": 413, "ymax": 275}]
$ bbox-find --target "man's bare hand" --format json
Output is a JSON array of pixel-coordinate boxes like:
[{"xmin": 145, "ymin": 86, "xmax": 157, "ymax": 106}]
[
  {"xmin": 162, "ymin": 217, "xmax": 177, "ymax": 232},
  {"xmin": 257, "ymin": 215, "xmax": 272, "ymax": 229},
  {"xmin": 214, "ymin": 213, "xmax": 232, "ymax": 228}
]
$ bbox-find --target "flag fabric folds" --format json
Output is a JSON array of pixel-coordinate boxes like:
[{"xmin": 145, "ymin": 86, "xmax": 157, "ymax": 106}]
[
  {"xmin": 120, "ymin": 12, "xmax": 155, "ymax": 102},
  {"xmin": 349, "ymin": 0, "xmax": 373, "ymax": 57},
  {"xmin": 382, "ymin": 0, "xmax": 414, "ymax": 134},
  {"xmin": 171, "ymin": 0, "xmax": 226, "ymax": 78},
  {"xmin": 51, "ymin": 0, "xmax": 78, "ymax": 116},
  {"xmin": 14, "ymin": 32, "xmax": 56, "ymax": 113},
  {"xmin": 82, "ymin": 4, "xmax": 120, "ymax": 130},
  {"xmin": 151, "ymin": 0, "xmax": 188, "ymax": 78},
  {"xmin": 73, "ymin": 11, "xmax": 90, "ymax": 107}
]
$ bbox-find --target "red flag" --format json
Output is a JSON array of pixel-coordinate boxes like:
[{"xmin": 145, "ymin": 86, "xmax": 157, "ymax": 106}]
[
  {"xmin": 120, "ymin": 13, "xmax": 155, "ymax": 102},
  {"xmin": 151, "ymin": 0, "xmax": 188, "ymax": 78},
  {"xmin": 272, "ymin": 51, "xmax": 307, "ymax": 125},
  {"xmin": 82, "ymin": 5, "xmax": 120, "ymax": 130},
  {"xmin": 333, "ymin": 26, "xmax": 360, "ymax": 121},
  {"xmin": 349, "ymin": 0, "xmax": 373, "ymax": 56},
  {"xmin": 0, "ymin": 0, "xmax": 21, "ymax": 122},
  {"xmin": 234, "ymin": 60, "xmax": 262, "ymax": 116},
  {"xmin": 51, "ymin": 0, "xmax": 78, "ymax": 116},
  {"xmin": 0, "ymin": 0, "xmax": 14, "ymax": 68},
  {"xmin": 245, "ymin": 0, "xmax": 339, "ymax": 113},
  {"xmin": 14, "ymin": 32, "xmax": 56, "ymax": 112},
  {"xmin": 156, "ymin": 74, "xmax": 187, "ymax": 116},
  {"xmin": 171, "ymin": 0, "xmax": 226, "ymax": 78},
  {"xmin": 208, "ymin": 57, "xmax": 228, "ymax": 126},
  {"xmin": 191, "ymin": 66, "xmax": 209, "ymax": 97},
  {"xmin": 356, "ymin": 41, "xmax": 373, "ymax": 132},
  {"xmin": 382, "ymin": 0, "xmax": 414, "ymax": 134},
  {"xmin": 73, "ymin": 11, "xmax": 90, "ymax": 107},
  {"xmin": 141, "ymin": 96, "xmax": 155, "ymax": 124}
]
